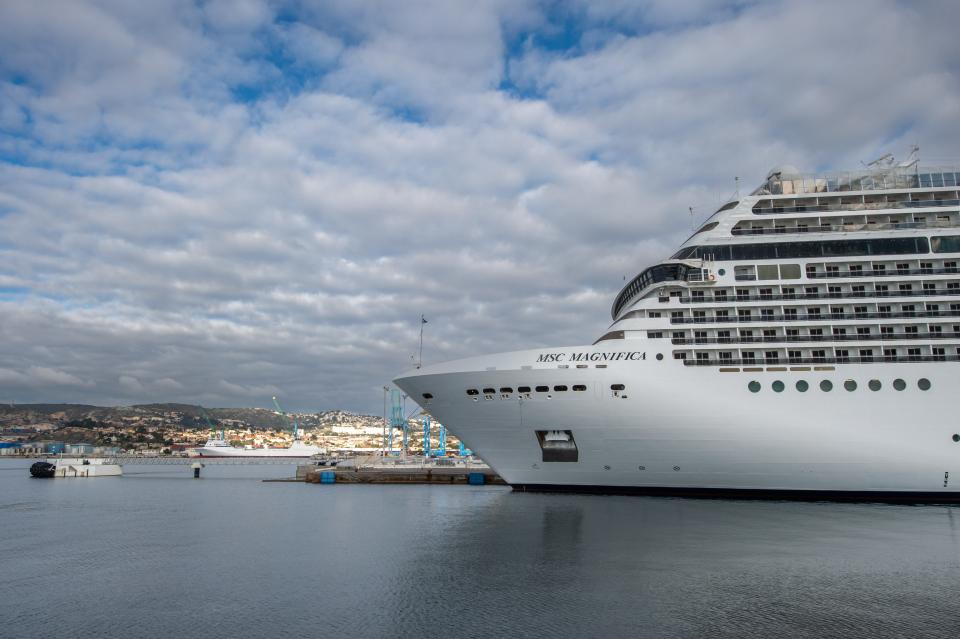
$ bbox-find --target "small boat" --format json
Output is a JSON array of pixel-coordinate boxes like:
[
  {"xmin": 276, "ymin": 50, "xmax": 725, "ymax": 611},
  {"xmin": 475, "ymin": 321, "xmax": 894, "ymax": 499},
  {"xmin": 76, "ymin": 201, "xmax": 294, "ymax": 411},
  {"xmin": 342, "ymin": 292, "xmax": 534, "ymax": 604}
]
[{"xmin": 29, "ymin": 457, "xmax": 123, "ymax": 478}]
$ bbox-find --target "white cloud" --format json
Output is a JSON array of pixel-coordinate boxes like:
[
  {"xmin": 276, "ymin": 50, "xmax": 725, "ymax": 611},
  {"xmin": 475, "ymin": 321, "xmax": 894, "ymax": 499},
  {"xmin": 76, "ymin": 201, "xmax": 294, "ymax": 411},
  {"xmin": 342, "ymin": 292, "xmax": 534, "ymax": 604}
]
[{"xmin": 2, "ymin": 0, "xmax": 960, "ymax": 411}]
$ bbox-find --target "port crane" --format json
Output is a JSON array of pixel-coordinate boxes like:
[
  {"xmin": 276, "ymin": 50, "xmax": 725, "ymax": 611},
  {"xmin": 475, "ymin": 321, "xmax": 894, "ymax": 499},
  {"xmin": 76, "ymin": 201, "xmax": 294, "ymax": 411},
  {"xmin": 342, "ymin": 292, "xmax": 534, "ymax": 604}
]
[
  {"xmin": 271, "ymin": 396, "xmax": 301, "ymax": 441},
  {"xmin": 198, "ymin": 406, "xmax": 223, "ymax": 440}
]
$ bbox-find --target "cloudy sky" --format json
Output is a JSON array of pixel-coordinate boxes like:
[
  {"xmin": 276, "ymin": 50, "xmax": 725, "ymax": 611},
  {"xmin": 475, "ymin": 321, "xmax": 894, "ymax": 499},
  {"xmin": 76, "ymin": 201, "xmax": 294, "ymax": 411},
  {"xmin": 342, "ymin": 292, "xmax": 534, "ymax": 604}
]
[{"xmin": 2, "ymin": 0, "xmax": 960, "ymax": 413}]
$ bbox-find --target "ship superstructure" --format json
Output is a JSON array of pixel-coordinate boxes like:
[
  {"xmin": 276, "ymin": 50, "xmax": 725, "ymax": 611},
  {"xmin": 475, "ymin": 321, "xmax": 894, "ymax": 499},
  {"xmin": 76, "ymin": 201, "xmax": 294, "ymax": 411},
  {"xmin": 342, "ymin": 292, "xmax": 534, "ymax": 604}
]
[{"xmin": 395, "ymin": 154, "xmax": 960, "ymax": 500}]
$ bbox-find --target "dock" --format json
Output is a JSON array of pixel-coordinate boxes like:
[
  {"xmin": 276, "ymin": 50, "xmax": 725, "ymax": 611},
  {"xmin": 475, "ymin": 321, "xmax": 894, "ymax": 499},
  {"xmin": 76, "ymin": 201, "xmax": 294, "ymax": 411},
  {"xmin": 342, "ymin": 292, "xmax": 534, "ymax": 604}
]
[{"xmin": 292, "ymin": 458, "xmax": 505, "ymax": 485}]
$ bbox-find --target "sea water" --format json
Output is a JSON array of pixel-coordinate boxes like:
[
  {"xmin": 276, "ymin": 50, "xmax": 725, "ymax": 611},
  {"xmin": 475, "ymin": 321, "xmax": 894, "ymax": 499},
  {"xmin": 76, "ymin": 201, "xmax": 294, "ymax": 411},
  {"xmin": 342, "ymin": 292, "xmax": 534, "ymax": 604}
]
[{"xmin": 1, "ymin": 459, "xmax": 958, "ymax": 638}]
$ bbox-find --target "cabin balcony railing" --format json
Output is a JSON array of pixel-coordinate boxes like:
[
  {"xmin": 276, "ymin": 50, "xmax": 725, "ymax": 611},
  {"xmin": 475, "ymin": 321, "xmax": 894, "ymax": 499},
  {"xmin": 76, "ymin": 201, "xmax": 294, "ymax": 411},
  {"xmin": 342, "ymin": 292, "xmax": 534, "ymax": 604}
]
[
  {"xmin": 680, "ymin": 287, "xmax": 960, "ymax": 304},
  {"xmin": 670, "ymin": 309, "xmax": 960, "ymax": 324},
  {"xmin": 683, "ymin": 354, "xmax": 958, "ymax": 366},
  {"xmin": 671, "ymin": 332, "xmax": 960, "ymax": 345}
]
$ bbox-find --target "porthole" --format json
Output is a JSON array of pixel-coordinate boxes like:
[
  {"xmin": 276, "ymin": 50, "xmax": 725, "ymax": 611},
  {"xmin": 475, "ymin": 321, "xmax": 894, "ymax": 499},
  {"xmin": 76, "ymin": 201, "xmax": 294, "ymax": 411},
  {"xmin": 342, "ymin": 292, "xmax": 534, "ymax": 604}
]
[
  {"xmin": 772, "ymin": 380, "xmax": 785, "ymax": 393},
  {"xmin": 535, "ymin": 386, "xmax": 549, "ymax": 392},
  {"xmin": 718, "ymin": 268, "xmax": 726, "ymax": 276},
  {"xmin": 518, "ymin": 386, "xmax": 531, "ymax": 393},
  {"xmin": 422, "ymin": 393, "xmax": 433, "ymax": 399},
  {"xmin": 482, "ymin": 388, "xmax": 495, "ymax": 394},
  {"xmin": 868, "ymin": 379, "xmax": 881, "ymax": 391},
  {"xmin": 795, "ymin": 380, "xmax": 809, "ymax": 392},
  {"xmin": 820, "ymin": 380, "xmax": 833, "ymax": 392},
  {"xmin": 611, "ymin": 384, "xmax": 626, "ymax": 391},
  {"xmin": 466, "ymin": 389, "xmax": 479, "ymax": 396},
  {"xmin": 499, "ymin": 387, "xmax": 513, "ymax": 394},
  {"xmin": 656, "ymin": 353, "xmax": 664, "ymax": 361},
  {"xmin": 638, "ymin": 465, "xmax": 646, "ymax": 470},
  {"xmin": 893, "ymin": 378, "xmax": 906, "ymax": 391},
  {"xmin": 844, "ymin": 380, "xmax": 857, "ymax": 392},
  {"xmin": 952, "ymin": 434, "xmax": 959, "ymax": 443},
  {"xmin": 554, "ymin": 385, "xmax": 568, "ymax": 392},
  {"xmin": 918, "ymin": 378, "xmax": 931, "ymax": 391},
  {"xmin": 748, "ymin": 381, "xmax": 761, "ymax": 393},
  {"xmin": 572, "ymin": 384, "xmax": 587, "ymax": 391}
]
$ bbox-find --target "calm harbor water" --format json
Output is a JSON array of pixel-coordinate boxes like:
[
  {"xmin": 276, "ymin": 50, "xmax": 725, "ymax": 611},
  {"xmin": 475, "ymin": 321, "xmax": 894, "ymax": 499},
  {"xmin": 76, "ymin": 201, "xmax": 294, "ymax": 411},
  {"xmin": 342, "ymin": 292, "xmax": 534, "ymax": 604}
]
[{"xmin": 2, "ymin": 458, "xmax": 959, "ymax": 638}]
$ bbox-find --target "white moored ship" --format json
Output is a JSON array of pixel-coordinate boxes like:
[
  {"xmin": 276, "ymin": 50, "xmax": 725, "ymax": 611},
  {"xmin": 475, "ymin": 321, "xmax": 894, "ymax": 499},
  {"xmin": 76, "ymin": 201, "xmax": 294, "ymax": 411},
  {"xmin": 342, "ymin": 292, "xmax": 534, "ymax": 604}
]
[
  {"xmin": 395, "ymin": 151, "xmax": 960, "ymax": 501},
  {"xmin": 191, "ymin": 438, "xmax": 324, "ymax": 458}
]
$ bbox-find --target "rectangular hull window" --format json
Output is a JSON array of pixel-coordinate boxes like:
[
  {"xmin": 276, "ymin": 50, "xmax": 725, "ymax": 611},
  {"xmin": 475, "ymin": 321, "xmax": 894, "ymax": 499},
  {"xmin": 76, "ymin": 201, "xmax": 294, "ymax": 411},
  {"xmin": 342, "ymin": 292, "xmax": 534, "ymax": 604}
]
[{"xmin": 536, "ymin": 430, "xmax": 579, "ymax": 463}]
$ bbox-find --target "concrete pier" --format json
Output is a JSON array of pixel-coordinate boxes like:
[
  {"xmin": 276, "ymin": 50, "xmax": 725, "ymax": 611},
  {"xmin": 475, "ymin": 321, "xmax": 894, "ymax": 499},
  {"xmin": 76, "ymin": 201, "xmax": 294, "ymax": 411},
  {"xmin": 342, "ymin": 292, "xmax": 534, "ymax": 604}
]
[{"xmin": 293, "ymin": 458, "xmax": 505, "ymax": 485}]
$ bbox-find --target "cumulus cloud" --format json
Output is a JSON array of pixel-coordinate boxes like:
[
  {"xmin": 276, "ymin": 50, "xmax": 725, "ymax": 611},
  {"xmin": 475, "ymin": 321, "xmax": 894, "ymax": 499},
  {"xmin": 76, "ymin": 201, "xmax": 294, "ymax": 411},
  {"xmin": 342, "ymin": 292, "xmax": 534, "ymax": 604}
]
[{"xmin": 1, "ymin": 0, "xmax": 959, "ymax": 411}]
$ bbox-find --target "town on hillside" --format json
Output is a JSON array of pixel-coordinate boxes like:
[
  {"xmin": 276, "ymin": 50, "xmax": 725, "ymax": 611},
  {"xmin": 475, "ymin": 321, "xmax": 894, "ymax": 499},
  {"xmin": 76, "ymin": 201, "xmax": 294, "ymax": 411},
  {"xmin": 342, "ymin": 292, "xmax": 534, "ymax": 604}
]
[{"xmin": 0, "ymin": 403, "xmax": 462, "ymax": 457}]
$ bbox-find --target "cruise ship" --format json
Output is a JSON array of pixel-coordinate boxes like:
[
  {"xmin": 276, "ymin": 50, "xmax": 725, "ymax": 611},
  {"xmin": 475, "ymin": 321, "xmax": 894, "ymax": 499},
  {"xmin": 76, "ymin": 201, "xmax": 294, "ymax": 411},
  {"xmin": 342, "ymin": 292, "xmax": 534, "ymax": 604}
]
[{"xmin": 395, "ymin": 152, "xmax": 960, "ymax": 501}]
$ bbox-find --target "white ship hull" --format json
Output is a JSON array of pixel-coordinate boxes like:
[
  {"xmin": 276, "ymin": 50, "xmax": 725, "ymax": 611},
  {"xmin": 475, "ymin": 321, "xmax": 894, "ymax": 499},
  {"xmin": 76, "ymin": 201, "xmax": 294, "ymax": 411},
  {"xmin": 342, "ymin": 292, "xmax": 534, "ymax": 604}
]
[{"xmin": 395, "ymin": 348, "xmax": 960, "ymax": 500}]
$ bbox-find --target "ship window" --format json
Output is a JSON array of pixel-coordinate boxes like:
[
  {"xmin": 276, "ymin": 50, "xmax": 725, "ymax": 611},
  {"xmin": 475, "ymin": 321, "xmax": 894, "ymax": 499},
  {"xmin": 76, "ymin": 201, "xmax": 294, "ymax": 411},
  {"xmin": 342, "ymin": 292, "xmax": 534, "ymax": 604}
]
[
  {"xmin": 868, "ymin": 379, "xmax": 882, "ymax": 391},
  {"xmin": 780, "ymin": 264, "xmax": 801, "ymax": 279},
  {"xmin": 918, "ymin": 378, "xmax": 932, "ymax": 391},
  {"xmin": 932, "ymin": 236, "xmax": 960, "ymax": 253},
  {"xmin": 466, "ymin": 389, "xmax": 479, "ymax": 396},
  {"xmin": 820, "ymin": 380, "xmax": 833, "ymax": 392},
  {"xmin": 675, "ymin": 237, "xmax": 930, "ymax": 261},
  {"xmin": 595, "ymin": 330, "xmax": 625, "ymax": 343},
  {"xmin": 758, "ymin": 265, "xmax": 779, "ymax": 280},
  {"xmin": 844, "ymin": 380, "xmax": 857, "ymax": 392},
  {"xmin": 422, "ymin": 393, "xmax": 433, "ymax": 399},
  {"xmin": 572, "ymin": 384, "xmax": 587, "ymax": 391},
  {"xmin": 893, "ymin": 378, "xmax": 907, "ymax": 391},
  {"xmin": 482, "ymin": 388, "xmax": 495, "ymax": 394},
  {"xmin": 499, "ymin": 387, "xmax": 513, "ymax": 394},
  {"xmin": 553, "ymin": 385, "xmax": 568, "ymax": 392},
  {"xmin": 748, "ymin": 381, "xmax": 761, "ymax": 393},
  {"xmin": 694, "ymin": 221, "xmax": 719, "ymax": 235},
  {"xmin": 771, "ymin": 380, "xmax": 785, "ymax": 393},
  {"xmin": 610, "ymin": 384, "xmax": 626, "ymax": 391},
  {"xmin": 518, "ymin": 386, "xmax": 531, "ymax": 393},
  {"xmin": 795, "ymin": 380, "xmax": 809, "ymax": 392},
  {"xmin": 535, "ymin": 386, "xmax": 549, "ymax": 393}
]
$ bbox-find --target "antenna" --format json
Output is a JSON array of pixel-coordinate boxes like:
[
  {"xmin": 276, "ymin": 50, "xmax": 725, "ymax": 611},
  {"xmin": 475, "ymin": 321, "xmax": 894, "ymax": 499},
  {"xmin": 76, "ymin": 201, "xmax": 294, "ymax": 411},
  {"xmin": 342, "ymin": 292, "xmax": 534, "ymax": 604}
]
[
  {"xmin": 689, "ymin": 206, "xmax": 695, "ymax": 231},
  {"xmin": 735, "ymin": 176, "xmax": 740, "ymax": 199}
]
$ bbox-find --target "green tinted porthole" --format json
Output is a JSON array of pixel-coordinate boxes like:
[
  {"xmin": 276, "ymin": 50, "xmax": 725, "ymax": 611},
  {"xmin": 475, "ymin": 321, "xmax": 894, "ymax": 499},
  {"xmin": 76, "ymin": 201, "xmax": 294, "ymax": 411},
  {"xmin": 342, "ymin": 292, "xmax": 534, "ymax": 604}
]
[
  {"xmin": 952, "ymin": 434, "xmax": 959, "ymax": 443},
  {"xmin": 820, "ymin": 380, "xmax": 833, "ymax": 392},
  {"xmin": 772, "ymin": 380, "xmax": 785, "ymax": 393},
  {"xmin": 748, "ymin": 381, "xmax": 761, "ymax": 393},
  {"xmin": 868, "ymin": 379, "xmax": 881, "ymax": 391},
  {"xmin": 718, "ymin": 268, "xmax": 726, "ymax": 276},
  {"xmin": 893, "ymin": 378, "xmax": 906, "ymax": 391},
  {"xmin": 918, "ymin": 378, "xmax": 931, "ymax": 391},
  {"xmin": 844, "ymin": 380, "xmax": 857, "ymax": 392},
  {"xmin": 796, "ymin": 380, "xmax": 809, "ymax": 392}
]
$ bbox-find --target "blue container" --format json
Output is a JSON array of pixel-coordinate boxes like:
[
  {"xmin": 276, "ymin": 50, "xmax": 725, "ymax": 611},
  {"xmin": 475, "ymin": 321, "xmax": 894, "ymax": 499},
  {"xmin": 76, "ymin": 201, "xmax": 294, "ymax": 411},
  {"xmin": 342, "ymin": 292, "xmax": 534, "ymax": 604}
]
[
  {"xmin": 320, "ymin": 471, "xmax": 336, "ymax": 484},
  {"xmin": 468, "ymin": 472, "xmax": 485, "ymax": 486}
]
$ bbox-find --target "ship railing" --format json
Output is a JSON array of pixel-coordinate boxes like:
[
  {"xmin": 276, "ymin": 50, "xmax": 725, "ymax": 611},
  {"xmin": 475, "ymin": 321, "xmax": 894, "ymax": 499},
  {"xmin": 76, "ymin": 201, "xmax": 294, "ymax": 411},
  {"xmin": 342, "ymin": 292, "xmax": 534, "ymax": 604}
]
[
  {"xmin": 672, "ymin": 332, "xmax": 960, "ymax": 346},
  {"xmin": 680, "ymin": 287, "xmax": 960, "ymax": 304},
  {"xmin": 806, "ymin": 267, "xmax": 958, "ymax": 278},
  {"xmin": 683, "ymin": 354, "xmax": 958, "ymax": 366},
  {"xmin": 751, "ymin": 198, "xmax": 960, "ymax": 215},
  {"xmin": 732, "ymin": 220, "xmax": 959, "ymax": 235},
  {"xmin": 670, "ymin": 309, "xmax": 960, "ymax": 324}
]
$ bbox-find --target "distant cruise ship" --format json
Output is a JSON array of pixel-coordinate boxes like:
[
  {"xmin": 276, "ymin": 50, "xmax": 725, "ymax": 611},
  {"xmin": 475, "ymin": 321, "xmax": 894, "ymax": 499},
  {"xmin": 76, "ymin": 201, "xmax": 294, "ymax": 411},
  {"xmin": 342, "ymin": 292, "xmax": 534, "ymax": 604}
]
[
  {"xmin": 191, "ymin": 438, "xmax": 324, "ymax": 458},
  {"xmin": 396, "ymin": 151, "xmax": 960, "ymax": 501}
]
